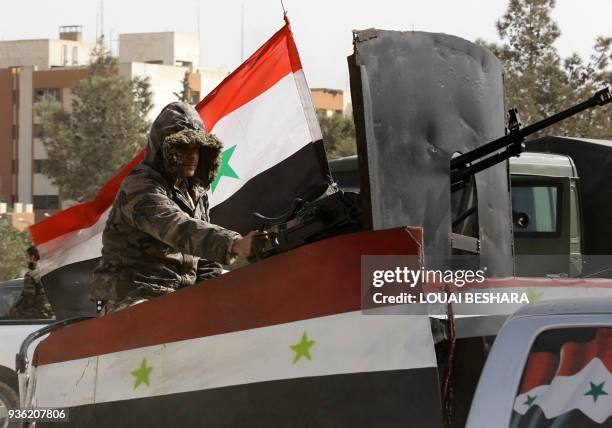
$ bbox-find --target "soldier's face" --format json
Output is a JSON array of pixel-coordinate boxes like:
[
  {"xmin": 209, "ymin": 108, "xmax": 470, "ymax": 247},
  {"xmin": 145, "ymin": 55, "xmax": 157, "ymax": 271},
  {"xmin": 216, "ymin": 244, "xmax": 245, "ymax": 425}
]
[{"xmin": 179, "ymin": 146, "xmax": 199, "ymax": 178}]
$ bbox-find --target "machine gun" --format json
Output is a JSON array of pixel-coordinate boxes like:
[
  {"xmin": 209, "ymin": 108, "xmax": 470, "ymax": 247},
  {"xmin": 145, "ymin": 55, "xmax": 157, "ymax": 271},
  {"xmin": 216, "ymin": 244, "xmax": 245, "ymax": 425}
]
[
  {"xmin": 451, "ymin": 87, "xmax": 611, "ymax": 192},
  {"xmin": 250, "ymin": 88, "xmax": 610, "ymax": 260},
  {"xmin": 249, "ymin": 190, "xmax": 362, "ymax": 261}
]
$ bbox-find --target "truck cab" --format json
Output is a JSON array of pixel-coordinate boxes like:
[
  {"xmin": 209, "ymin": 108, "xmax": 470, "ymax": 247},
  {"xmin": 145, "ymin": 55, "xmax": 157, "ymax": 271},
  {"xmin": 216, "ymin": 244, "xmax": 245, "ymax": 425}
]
[{"xmin": 510, "ymin": 152, "xmax": 582, "ymax": 277}]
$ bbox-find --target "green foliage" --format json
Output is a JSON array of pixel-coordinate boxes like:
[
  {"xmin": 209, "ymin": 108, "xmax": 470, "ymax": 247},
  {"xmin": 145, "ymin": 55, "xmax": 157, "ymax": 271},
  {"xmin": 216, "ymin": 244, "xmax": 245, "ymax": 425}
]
[
  {"xmin": 0, "ymin": 222, "xmax": 30, "ymax": 281},
  {"xmin": 479, "ymin": 0, "xmax": 611, "ymax": 138},
  {"xmin": 38, "ymin": 41, "xmax": 153, "ymax": 202},
  {"xmin": 174, "ymin": 71, "xmax": 192, "ymax": 103},
  {"xmin": 317, "ymin": 111, "xmax": 357, "ymax": 159}
]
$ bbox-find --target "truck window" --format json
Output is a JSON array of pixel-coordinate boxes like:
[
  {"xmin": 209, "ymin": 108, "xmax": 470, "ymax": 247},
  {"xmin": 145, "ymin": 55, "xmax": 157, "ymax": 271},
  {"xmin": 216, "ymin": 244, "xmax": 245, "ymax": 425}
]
[
  {"xmin": 451, "ymin": 174, "xmax": 479, "ymax": 239},
  {"xmin": 511, "ymin": 327, "xmax": 612, "ymax": 426},
  {"xmin": 512, "ymin": 185, "xmax": 560, "ymax": 234},
  {"xmin": 0, "ymin": 284, "xmax": 23, "ymax": 319}
]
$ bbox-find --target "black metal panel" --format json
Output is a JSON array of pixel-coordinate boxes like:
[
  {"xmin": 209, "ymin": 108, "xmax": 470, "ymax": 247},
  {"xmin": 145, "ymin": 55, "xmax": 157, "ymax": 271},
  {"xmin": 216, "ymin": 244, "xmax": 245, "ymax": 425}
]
[
  {"xmin": 43, "ymin": 258, "xmax": 99, "ymax": 320},
  {"xmin": 349, "ymin": 30, "xmax": 512, "ymax": 274}
]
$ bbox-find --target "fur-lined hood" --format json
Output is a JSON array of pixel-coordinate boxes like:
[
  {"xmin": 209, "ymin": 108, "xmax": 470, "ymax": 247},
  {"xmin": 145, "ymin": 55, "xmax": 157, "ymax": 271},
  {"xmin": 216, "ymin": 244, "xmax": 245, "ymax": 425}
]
[{"xmin": 144, "ymin": 102, "xmax": 222, "ymax": 187}]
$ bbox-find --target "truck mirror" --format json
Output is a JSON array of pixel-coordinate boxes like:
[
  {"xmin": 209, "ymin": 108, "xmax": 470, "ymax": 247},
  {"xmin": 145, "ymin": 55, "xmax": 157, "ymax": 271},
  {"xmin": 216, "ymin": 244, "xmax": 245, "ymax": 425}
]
[{"xmin": 513, "ymin": 211, "xmax": 530, "ymax": 228}]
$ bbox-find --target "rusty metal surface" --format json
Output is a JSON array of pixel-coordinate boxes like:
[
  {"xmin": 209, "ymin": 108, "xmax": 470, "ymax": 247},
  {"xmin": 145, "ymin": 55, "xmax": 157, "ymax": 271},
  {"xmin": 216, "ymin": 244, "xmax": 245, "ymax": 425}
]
[{"xmin": 349, "ymin": 30, "xmax": 512, "ymax": 275}]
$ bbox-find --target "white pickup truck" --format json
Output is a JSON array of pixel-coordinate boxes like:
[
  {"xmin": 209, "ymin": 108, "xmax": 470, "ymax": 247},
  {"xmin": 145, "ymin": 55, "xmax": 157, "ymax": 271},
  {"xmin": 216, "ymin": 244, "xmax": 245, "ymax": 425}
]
[
  {"xmin": 13, "ymin": 292, "xmax": 612, "ymax": 427},
  {"xmin": 0, "ymin": 279, "xmax": 52, "ymax": 428},
  {"xmin": 467, "ymin": 298, "xmax": 612, "ymax": 427}
]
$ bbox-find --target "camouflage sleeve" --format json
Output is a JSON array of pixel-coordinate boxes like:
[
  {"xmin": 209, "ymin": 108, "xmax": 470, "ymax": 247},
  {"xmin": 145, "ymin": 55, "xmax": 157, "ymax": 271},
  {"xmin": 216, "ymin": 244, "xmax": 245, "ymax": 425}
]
[
  {"xmin": 126, "ymin": 185, "xmax": 241, "ymax": 264},
  {"xmin": 22, "ymin": 273, "xmax": 37, "ymax": 297}
]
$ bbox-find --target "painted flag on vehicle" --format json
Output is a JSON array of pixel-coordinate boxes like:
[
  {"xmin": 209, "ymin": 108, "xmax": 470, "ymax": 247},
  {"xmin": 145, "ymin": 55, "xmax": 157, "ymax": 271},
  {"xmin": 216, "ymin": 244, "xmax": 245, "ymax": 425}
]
[
  {"xmin": 28, "ymin": 17, "xmax": 329, "ymax": 318},
  {"xmin": 512, "ymin": 327, "xmax": 612, "ymax": 426},
  {"xmin": 27, "ymin": 227, "xmax": 443, "ymax": 427}
]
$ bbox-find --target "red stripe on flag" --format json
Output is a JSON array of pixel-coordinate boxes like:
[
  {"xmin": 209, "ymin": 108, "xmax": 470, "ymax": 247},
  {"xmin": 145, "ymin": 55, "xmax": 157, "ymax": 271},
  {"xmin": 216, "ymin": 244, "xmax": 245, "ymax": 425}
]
[
  {"xmin": 518, "ymin": 328, "xmax": 612, "ymax": 394},
  {"xmin": 33, "ymin": 227, "xmax": 424, "ymax": 366},
  {"xmin": 518, "ymin": 351, "xmax": 559, "ymax": 394},
  {"xmin": 29, "ymin": 150, "xmax": 145, "ymax": 245},
  {"xmin": 196, "ymin": 20, "xmax": 302, "ymax": 132},
  {"xmin": 557, "ymin": 328, "xmax": 612, "ymax": 376}
]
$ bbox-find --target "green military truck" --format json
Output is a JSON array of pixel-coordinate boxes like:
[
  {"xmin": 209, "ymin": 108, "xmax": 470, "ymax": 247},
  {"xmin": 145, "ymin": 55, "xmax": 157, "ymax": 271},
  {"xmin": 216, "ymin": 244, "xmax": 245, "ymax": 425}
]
[{"xmin": 329, "ymin": 136, "xmax": 612, "ymax": 279}]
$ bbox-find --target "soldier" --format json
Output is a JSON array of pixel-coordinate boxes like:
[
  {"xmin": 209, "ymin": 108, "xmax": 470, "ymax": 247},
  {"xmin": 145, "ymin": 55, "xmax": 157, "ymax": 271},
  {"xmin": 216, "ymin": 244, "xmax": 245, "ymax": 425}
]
[
  {"xmin": 8, "ymin": 246, "xmax": 54, "ymax": 320},
  {"xmin": 91, "ymin": 102, "xmax": 257, "ymax": 313}
]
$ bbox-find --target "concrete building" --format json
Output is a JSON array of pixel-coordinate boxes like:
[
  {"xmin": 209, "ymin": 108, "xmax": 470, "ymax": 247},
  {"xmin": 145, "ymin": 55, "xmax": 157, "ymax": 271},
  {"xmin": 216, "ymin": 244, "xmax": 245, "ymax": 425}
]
[
  {"xmin": 119, "ymin": 32, "xmax": 199, "ymax": 71},
  {"xmin": 311, "ymin": 88, "xmax": 344, "ymax": 117},
  {"xmin": 0, "ymin": 26, "xmax": 95, "ymax": 70},
  {"xmin": 0, "ymin": 202, "xmax": 34, "ymax": 232},
  {"xmin": 0, "ymin": 27, "xmax": 228, "ymax": 221}
]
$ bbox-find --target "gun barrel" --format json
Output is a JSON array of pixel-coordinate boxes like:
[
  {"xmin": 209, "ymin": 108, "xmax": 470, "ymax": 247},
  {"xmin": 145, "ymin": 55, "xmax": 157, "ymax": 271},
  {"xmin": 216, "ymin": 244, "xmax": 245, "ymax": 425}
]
[{"xmin": 451, "ymin": 87, "xmax": 611, "ymax": 171}]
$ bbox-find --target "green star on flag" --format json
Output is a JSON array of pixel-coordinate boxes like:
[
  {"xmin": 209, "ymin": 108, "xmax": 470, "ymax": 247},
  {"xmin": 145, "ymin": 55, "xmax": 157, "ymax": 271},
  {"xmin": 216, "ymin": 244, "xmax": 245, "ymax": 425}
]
[
  {"xmin": 290, "ymin": 331, "xmax": 315, "ymax": 364},
  {"xmin": 527, "ymin": 288, "xmax": 544, "ymax": 304},
  {"xmin": 584, "ymin": 381, "xmax": 608, "ymax": 403},
  {"xmin": 131, "ymin": 357, "xmax": 153, "ymax": 389},
  {"xmin": 211, "ymin": 145, "xmax": 239, "ymax": 193},
  {"xmin": 523, "ymin": 395, "xmax": 537, "ymax": 407}
]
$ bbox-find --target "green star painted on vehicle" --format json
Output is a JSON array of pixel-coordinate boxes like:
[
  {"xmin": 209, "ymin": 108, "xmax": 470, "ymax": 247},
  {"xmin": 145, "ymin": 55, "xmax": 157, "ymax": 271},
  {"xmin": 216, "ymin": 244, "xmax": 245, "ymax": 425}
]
[
  {"xmin": 131, "ymin": 358, "xmax": 153, "ymax": 389},
  {"xmin": 527, "ymin": 288, "xmax": 544, "ymax": 303},
  {"xmin": 523, "ymin": 395, "xmax": 537, "ymax": 407},
  {"xmin": 290, "ymin": 331, "xmax": 315, "ymax": 364},
  {"xmin": 211, "ymin": 144, "xmax": 239, "ymax": 193},
  {"xmin": 584, "ymin": 381, "xmax": 608, "ymax": 403}
]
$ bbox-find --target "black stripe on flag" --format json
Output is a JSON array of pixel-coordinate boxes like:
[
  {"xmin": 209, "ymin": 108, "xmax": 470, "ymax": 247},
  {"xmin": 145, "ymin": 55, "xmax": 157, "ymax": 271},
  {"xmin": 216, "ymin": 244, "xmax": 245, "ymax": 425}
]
[
  {"xmin": 210, "ymin": 140, "xmax": 330, "ymax": 234},
  {"xmin": 42, "ymin": 258, "xmax": 100, "ymax": 320},
  {"xmin": 511, "ymin": 407, "xmax": 612, "ymax": 427},
  {"xmin": 40, "ymin": 368, "xmax": 443, "ymax": 428}
]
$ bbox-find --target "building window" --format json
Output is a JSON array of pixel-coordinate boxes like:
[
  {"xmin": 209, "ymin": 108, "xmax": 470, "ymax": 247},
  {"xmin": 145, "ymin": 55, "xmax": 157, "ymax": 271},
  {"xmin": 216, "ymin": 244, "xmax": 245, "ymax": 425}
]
[
  {"xmin": 33, "ymin": 195, "xmax": 59, "ymax": 210},
  {"xmin": 512, "ymin": 184, "xmax": 561, "ymax": 235},
  {"xmin": 33, "ymin": 160, "xmax": 46, "ymax": 174},
  {"xmin": 33, "ymin": 124, "xmax": 45, "ymax": 139},
  {"xmin": 35, "ymin": 88, "xmax": 60, "ymax": 102},
  {"xmin": 190, "ymin": 91, "xmax": 200, "ymax": 105},
  {"xmin": 72, "ymin": 46, "xmax": 79, "ymax": 65},
  {"xmin": 62, "ymin": 45, "xmax": 69, "ymax": 65}
]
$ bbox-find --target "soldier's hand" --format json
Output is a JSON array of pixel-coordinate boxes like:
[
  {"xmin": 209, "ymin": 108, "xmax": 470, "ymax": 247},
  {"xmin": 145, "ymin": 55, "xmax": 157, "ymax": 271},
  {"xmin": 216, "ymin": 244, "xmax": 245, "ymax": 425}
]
[{"xmin": 232, "ymin": 231, "xmax": 263, "ymax": 258}]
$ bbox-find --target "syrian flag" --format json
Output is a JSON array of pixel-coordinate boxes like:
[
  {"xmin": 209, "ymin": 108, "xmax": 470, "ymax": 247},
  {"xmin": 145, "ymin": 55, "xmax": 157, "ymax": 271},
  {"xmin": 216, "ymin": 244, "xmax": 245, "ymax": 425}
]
[
  {"xmin": 511, "ymin": 327, "xmax": 612, "ymax": 427},
  {"xmin": 198, "ymin": 15, "xmax": 329, "ymax": 232},
  {"xmin": 27, "ymin": 227, "xmax": 443, "ymax": 427},
  {"xmin": 28, "ymin": 17, "xmax": 329, "ymax": 318}
]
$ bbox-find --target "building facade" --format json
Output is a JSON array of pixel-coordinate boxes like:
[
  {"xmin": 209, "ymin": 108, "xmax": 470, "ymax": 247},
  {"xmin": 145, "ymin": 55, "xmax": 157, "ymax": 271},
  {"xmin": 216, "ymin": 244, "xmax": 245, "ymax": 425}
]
[
  {"xmin": 311, "ymin": 88, "xmax": 344, "ymax": 117},
  {"xmin": 0, "ymin": 27, "xmax": 228, "ymax": 221}
]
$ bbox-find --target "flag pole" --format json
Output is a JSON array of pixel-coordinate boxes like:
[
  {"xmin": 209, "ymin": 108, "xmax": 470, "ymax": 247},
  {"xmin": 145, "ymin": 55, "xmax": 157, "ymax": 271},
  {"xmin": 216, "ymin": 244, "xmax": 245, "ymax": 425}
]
[{"xmin": 240, "ymin": 0, "xmax": 244, "ymax": 62}]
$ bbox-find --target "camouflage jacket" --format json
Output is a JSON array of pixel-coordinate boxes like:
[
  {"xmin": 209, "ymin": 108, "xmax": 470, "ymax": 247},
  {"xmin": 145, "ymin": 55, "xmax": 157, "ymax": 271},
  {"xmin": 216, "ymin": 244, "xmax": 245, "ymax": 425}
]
[
  {"xmin": 8, "ymin": 267, "xmax": 54, "ymax": 319},
  {"xmin": 91, "ymin": 102, "xmax": 241, "ymax": 302}
]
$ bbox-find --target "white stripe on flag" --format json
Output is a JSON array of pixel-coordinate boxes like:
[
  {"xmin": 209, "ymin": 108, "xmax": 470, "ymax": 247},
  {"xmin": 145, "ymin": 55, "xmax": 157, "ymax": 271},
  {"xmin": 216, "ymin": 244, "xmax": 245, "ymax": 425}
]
[
  {"xmin": 209, "ymin": 72, "xmax": 316, "ymax": 207},
  {"xmin": 293, "ymin": 69, "xmax": 323, "ymax": 142},
  {"xmin": 30, "ymin": 357, "xmax": 98, "ymax": 409},
  {"xmin": 32, "ymin": 312, "xmax": 436, "ymax": 408},
  {"xmin": 37, "ymin": 209, "xmax": 109, "ymax": 276},
  {"xmin": 514, "ymin": 358, "xmax": 612, "ymax": 423}
]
